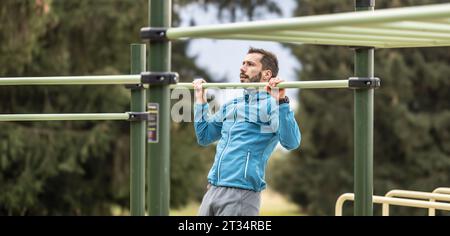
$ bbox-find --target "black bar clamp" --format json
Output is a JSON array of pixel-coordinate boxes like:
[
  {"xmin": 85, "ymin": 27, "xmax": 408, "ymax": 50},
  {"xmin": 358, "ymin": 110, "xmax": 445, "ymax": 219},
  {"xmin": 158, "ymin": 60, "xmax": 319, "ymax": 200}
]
[
  {"xmin": 124, "ymin": 83, "xmax": 145, "ymax": 90},
  {"xmin": 356, "ymin": 0, "xmax": 375, "ymax": 8},
  {"xmin": 141, "ymin": 72, "xmax": 179, "ymax": 85},
  {"xmin": 140, "ymin": 27, "xmax": 168, "ymax": 42},
  {"xmin": 349, "ymin": 46, "xmax": 376, "ymax": 50},
  {"xmin": 348, "ymin": 77, "xmax": 381, "ymax": 89},
  {"xmin": 128, "ymin": 112, "xmax": 150, "ymax": 121}
]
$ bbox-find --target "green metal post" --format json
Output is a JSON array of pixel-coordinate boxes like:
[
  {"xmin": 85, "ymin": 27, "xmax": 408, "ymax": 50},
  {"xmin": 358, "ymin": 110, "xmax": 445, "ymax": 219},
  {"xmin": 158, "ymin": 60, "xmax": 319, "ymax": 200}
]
[
  {"xmin": 354, "ymin": 0, "xmax": 375, "ymax": 216},
  {"xmin": 147, "ymin": 0, "xmax": 171, "ymax": 216},
  {"xmin": 130, "ymin": 44, "xmax": 146, "ymax": 216}
]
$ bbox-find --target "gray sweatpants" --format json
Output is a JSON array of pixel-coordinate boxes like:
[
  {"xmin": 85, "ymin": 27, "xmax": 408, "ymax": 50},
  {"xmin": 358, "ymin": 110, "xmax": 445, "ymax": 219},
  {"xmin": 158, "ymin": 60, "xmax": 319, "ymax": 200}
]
[{"xmin": 198, "ymin": 184, "xmax": 261, "ymax": 216}]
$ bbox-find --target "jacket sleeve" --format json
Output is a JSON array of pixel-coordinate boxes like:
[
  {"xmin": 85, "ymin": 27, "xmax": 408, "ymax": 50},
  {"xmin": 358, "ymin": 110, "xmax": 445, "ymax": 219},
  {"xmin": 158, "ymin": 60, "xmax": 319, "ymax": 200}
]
[
  {"xmin": 194, "ymin": 103, "xmax": 223, "ymax": 146},
  {"xmin": 270, "ymin": 103, "xmax": 301, "ymax": 150}
]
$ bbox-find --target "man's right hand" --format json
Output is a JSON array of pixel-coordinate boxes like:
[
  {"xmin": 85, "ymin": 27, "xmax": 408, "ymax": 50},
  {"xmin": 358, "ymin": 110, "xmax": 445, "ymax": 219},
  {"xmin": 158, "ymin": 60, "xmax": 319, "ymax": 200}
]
[{"xmin": 193, "ymin": 78, "xmax": 207, "ymax": 104}]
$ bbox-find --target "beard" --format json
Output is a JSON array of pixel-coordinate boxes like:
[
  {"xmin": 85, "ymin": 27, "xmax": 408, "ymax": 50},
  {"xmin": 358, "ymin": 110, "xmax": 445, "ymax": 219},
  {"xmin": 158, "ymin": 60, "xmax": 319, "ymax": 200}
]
[{"xmin": 240, "ymin": 72, "xmax": 262, "ymax": 83}]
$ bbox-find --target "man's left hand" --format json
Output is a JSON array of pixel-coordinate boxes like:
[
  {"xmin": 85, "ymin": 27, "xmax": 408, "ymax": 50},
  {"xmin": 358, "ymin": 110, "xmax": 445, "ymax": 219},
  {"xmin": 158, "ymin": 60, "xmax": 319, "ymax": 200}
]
[{"xmin": 265, "ymin": 77, "xmax": 286, "ymax": 101}]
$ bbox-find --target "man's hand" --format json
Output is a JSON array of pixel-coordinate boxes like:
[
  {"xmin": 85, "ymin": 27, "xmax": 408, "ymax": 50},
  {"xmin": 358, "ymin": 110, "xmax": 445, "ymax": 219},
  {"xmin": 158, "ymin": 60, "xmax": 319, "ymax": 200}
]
[
  {"xmin": 193, "ymin": 78, "xmax": 207, "ymax": 104},
  {"xmin": 265, "ymin": 77, "xmax": 286, "ymax": 101}
]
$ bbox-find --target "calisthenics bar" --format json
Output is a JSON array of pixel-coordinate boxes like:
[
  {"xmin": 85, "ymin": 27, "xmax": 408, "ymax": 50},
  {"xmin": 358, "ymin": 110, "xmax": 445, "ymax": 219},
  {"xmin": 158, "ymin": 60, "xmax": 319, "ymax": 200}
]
[
  {"xmin": 0, "ymin": 75, "xmax": 140, "ymax": 86},
  {"xmin": 0, "ymin": 76, "xmax": 350, "ymax": 89},
  {"xmin": 0, "ymin": 113, "xmax": 132, "ymax": 122},
  {"xmin": 170, "ymin": 80, "xmax": 349, "ymax": 89}
]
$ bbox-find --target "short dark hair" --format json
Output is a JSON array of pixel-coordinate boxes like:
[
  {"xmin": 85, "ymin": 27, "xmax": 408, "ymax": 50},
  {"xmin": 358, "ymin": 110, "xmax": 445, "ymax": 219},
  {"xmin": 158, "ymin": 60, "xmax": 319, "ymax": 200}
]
[{"xmin": 247, "ymin": 47, "xmax": 279, "ymax": 77}]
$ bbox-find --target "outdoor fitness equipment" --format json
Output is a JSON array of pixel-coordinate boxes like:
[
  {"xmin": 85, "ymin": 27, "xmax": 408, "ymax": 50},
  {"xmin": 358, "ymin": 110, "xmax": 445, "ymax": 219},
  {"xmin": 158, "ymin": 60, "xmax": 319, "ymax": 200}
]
[{"xmin": 1, "ymin": 0, "xmax": 450, "ymax": 216}]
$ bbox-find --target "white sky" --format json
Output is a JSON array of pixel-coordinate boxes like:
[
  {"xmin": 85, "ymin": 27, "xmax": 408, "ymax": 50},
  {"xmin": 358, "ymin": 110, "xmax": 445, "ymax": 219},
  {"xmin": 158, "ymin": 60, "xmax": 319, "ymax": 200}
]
[{"xmin": 178, "ymin": 0, "xmax": 302, "ymax": 108}]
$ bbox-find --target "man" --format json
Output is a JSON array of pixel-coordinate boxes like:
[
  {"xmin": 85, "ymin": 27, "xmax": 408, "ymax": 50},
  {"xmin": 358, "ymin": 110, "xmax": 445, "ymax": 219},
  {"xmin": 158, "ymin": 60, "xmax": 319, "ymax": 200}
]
[{"xmin": 193, "ymin": 47, "xmax": 301, "ymax": 216}]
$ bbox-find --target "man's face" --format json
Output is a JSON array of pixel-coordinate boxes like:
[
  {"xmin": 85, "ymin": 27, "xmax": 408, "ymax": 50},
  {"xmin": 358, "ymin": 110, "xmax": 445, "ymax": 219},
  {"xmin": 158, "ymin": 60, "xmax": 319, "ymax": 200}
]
[{"xmin": 240, "ymin": 53, "xmax": 263, "ymax": 83}]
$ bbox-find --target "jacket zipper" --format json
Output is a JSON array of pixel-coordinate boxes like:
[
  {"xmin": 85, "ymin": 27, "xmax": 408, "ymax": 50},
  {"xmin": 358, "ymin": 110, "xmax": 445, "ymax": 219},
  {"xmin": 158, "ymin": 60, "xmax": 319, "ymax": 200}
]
[
  {"xmin": 244, "ymin": 95, "xmax": 252, "ymax": 179},
  {"xmin": 217, "ymin": 105, "xmax": 237, "ymax": 182},
  {"xmin": 244, "ymin": 151, "xmax": 250, "ymax": 179}
]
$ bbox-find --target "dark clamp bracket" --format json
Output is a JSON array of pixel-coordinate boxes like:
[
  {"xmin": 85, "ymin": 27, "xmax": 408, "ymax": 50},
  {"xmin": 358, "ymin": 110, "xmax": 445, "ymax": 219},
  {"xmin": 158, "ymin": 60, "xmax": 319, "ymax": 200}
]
[
  {"xmin": 141, "ymin": 72, "xmax": 179, "ymax": 85},
  {"xmin": 356, "ymin": 0, "xmax": 375, "ymax": 8},
  {"xmin": 348, "ymin": 77, "xmax": 381, "ymax": 89},
  {"xmin": 349, "ymin": 46, "xmax": 376, "ymax": 50},
  {"xmin": 124, "ymin": 83, "xmax": 145, "ymax": 90},
  {"xmin": 128, "ymin": 112, "xmax": 150, "ymax": 121},
  {"xmin": 140, "ymin": 27, "xmax": 168, "ymax": 42}
]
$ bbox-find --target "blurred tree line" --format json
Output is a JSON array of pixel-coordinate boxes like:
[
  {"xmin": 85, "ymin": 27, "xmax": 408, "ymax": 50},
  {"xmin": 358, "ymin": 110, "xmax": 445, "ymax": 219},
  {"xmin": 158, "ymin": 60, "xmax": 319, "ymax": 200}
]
[
  {"xmin": 0, "ymin": 0, "xmax": 215, "ymax": 215},
  {"xmin": 0, "ymin": 0, "xmax": 280, "ymax": 215},
  {"xmin": 1, "ymin": 0, "xmax": 448, "ymax": 216},
  {"xmin": 270, "ymin": 0, "xmax": 450, "ymax": 216}
]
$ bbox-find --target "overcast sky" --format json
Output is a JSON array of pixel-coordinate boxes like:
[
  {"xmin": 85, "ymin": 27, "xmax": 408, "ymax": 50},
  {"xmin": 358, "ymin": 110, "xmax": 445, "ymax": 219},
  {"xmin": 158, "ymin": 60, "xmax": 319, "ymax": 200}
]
[{"xmin": 177, "ymin": 0, "xmax": 302, "ymax": 108}]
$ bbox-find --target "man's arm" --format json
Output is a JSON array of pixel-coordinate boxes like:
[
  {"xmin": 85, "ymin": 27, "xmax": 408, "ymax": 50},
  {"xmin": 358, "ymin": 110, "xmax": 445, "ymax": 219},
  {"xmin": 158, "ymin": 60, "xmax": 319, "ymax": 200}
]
[
  {"xmin": 194, "ymin": 103, "xmax": 223, "ymax": 146},
  {"xmin": 266, "ymin": 77, "xmax": 301, "ymax": 150},
  {"xmin": 193, "ymin": 78, "xmax": 223, "ymax": 146},
  {"xmin": 274, "ymin": 103, "xmax": 301, "ymax": 150}
]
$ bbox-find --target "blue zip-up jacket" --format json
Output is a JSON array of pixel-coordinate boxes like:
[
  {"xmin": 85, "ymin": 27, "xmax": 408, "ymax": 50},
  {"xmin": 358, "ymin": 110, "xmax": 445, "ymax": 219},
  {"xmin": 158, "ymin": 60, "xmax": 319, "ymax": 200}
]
[{"xmin": 194, "ymin": 89, "xmax": 301, "ymax": 192}]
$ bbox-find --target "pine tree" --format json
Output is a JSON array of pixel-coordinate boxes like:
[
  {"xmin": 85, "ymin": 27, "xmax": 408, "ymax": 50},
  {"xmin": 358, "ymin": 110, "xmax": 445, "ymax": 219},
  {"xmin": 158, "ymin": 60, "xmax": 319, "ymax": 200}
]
[
  {"xmin": 271, "ymin": 0, "xmax": 450, "ymax": 215},
  {"xmin": 0, "ymin": 0, "xmax": 213, "ymax": 215}
]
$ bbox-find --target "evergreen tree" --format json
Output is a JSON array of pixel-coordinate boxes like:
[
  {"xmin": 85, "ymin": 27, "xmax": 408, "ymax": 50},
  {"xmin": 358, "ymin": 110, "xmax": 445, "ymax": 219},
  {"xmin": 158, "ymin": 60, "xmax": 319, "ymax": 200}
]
[
  {"xmin": 271, "ymin": 0, "xmax": 450, "ymax": 215},
  {"xmin": 0, "ymin": 0, "xmax": 213, "ymax": 215}
]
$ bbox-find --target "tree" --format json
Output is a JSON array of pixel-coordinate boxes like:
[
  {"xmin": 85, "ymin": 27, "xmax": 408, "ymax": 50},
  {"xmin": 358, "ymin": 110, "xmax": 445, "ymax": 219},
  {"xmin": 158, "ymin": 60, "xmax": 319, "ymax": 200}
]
[
  {"xmin": 0, "ymin": 0, "xmax": 213, "ymax": 215},
  {"xmin": 270, "ymin": 0, "xmax": 450, "ymax": 215},
  {"xmin": 0, "ymin": 0, "xmax": 291, "ymax": 215}
]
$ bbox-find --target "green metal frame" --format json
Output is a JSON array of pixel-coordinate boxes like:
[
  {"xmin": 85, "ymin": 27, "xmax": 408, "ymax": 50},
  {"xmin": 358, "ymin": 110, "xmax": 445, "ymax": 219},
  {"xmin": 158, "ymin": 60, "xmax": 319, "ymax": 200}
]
[
  {"xmin": 166, "ymin": 3, "xmax": 450, "ymax": 48},
  {"xmin": 155, "ymin": 0, "xmax": 449, "ymax": 216},
  {"xmin": 0, "ymin": 52, "xmax": 148, "ymax": 216},
  {"xmin": 1, "ymin": 0, "xmax": 448, "ymax": 216},
  {"xmin": 147, "ymin": 0, "xmax": 171, "ymax": 216},
  {"xmin": 130, "ymin": 44, "xmax": 147, "ymax": 216},
  {"xmin": 353, "ymin": 0, "xmax": 375, "ymax": 217}
]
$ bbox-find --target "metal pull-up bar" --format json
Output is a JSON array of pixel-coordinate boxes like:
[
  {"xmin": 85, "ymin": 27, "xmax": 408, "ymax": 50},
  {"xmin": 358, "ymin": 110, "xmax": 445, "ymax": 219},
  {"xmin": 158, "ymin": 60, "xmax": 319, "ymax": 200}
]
[
  {"xmin": 0, "ymin": 76, "xmax": 379, "ymax": 90},
  {"xmin": 0, "ymin": 76, "xmax": 346, "ymax": 89},
  {"xmin": 0, "ymin": 75, "xmax": 140, "ymax": 85},
  {"xmin": 0, "ymin": 112, "xmax": 149, "ymax": 122},
  {"xmin": 170, "ymin": 80, "xmax": 349, "ymax": 89}
]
